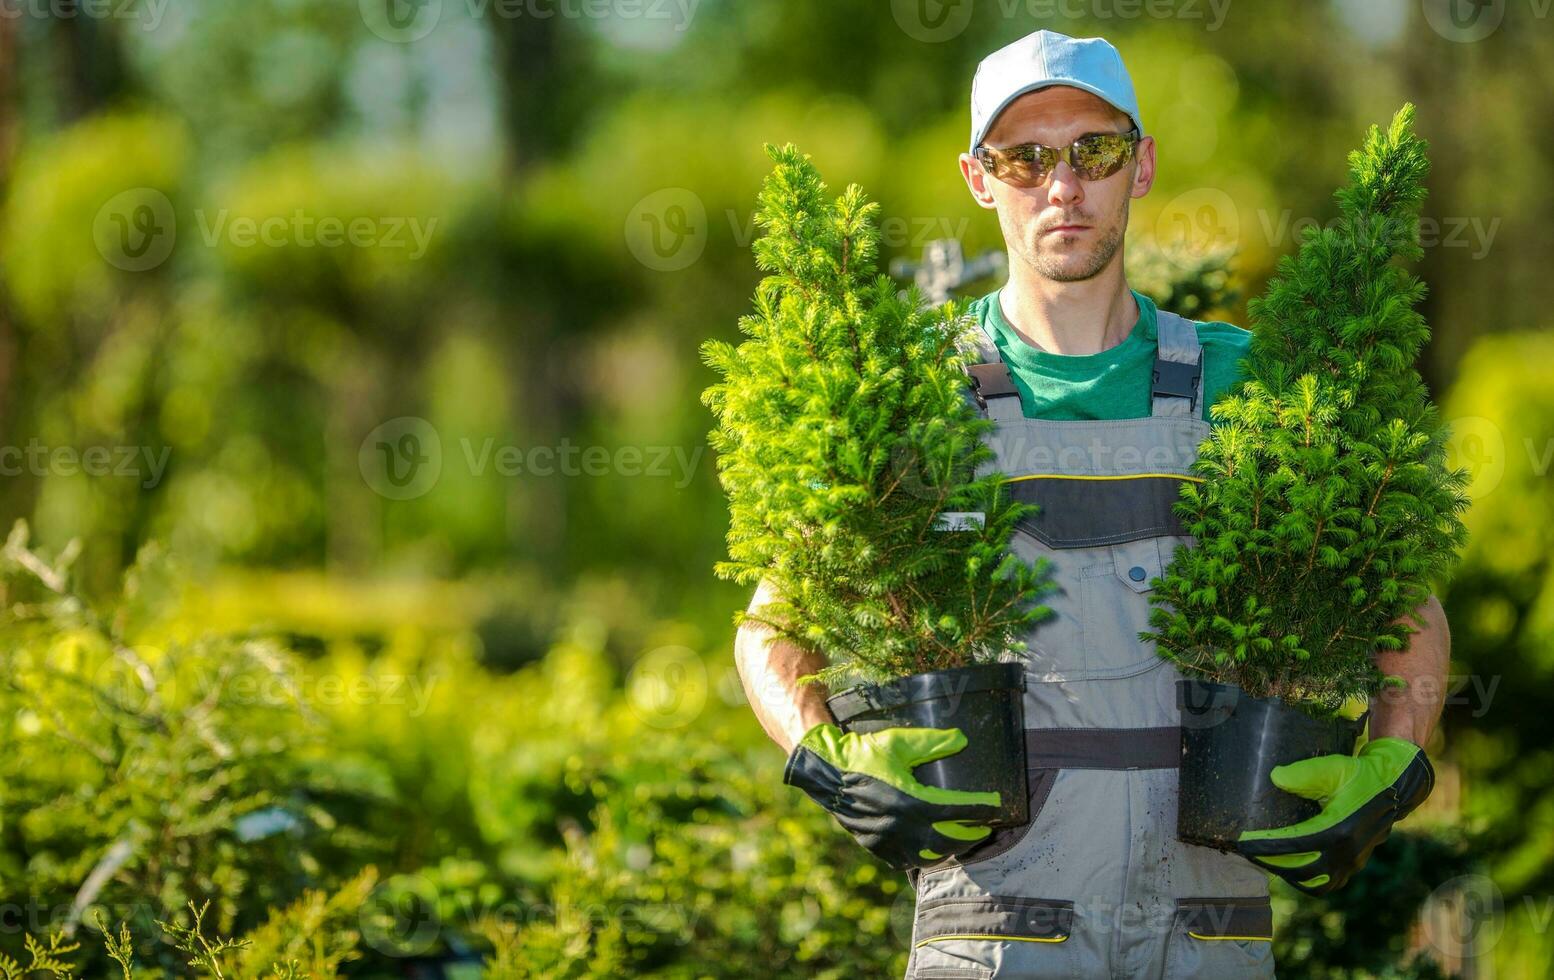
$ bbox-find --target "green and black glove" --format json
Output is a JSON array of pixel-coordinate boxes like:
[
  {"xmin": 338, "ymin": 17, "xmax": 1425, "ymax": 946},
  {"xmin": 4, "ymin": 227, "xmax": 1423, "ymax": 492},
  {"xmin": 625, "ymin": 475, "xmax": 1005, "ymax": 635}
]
[
  {"xmin": 783, "ymin": 722, "xmax": 1002, "ymax": 870},
  {"xmin": 1236, "ymin": 737, "xmax": 1435, "ymax": 896}
]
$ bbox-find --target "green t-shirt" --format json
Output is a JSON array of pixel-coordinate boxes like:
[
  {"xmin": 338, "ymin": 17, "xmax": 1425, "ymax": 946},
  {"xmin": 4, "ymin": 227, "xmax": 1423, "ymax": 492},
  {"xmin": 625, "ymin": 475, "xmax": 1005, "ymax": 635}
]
[{"xmin": 966, "ymin": 288, "xmax": 1251, "ymax": 423}]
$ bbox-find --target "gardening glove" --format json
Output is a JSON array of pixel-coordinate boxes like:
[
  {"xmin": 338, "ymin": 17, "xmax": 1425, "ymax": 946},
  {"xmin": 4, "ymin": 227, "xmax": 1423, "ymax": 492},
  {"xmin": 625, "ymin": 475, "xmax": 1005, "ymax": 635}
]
[
  {"xmin": 783, "ymin": 722, "xmax": 1002, "ymax": 870},
  {"xmin": 1236, "ymin": 737, "xmax": 1434, "ymax": 896}
]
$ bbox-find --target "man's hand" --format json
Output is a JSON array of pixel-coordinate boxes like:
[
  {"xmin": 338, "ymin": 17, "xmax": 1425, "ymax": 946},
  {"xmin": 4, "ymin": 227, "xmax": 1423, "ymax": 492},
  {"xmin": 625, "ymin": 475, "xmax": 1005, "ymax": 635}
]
[
  {"xmin": 1235, "ymin": 737, "xmax": 1434, "ymax": 895},
  {"xmin": 784, "ymin": 723, "xmax": 1002, "ymax": 870}
]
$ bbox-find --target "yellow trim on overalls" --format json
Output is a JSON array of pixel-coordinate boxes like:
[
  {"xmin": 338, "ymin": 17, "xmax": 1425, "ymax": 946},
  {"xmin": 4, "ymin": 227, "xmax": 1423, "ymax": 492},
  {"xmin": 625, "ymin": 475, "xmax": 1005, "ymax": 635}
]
[
  {"xmin": 915, "ymin": 934, "xmax": 1069, "ymax": 948},
  {"xmin": 1187, "ymin": 932, "xmax": 1273, "ymax": 942},
  {"xmin": 1003, "ymin": 472, "xmax": 1206, "ymax": 484}
]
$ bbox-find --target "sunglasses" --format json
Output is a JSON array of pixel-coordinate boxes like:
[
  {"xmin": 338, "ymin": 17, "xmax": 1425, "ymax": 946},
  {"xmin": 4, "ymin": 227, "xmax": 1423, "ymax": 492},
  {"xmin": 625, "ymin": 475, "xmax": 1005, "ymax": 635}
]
[{"xmin": 975, "ymin": 128, "xmax": 1141, "ymax": 188}]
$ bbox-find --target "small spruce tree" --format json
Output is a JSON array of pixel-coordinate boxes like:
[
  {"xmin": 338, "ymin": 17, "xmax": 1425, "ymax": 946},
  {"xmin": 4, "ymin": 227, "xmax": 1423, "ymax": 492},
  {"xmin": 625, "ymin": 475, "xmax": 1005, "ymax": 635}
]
[
  {"xmin": 702, "ymin": 144, "xmax": 1051, "ymax": 688},
  {"xmin": 1144, "ymin": 105, "xmax": 1471, "ymax": 711}
]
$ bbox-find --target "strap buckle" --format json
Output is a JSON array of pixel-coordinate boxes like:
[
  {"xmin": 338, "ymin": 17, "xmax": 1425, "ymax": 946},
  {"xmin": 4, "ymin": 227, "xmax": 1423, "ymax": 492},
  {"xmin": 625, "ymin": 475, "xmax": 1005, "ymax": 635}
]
[
  {"xmin": 1152, "ymin": 353, "xmax": 1203, "ymax": 410},
  {"xmin": 966, "ymin": 362, "xmax": 1018, "ymax": 410}
]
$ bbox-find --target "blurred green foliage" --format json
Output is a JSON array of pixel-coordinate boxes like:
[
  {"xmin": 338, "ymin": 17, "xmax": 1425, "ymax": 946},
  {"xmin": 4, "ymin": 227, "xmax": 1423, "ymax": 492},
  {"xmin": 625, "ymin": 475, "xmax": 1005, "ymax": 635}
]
[
  {"xmin": 0, "ymin": 0, "xmax": 1550, "ymax": 975},
  {"xmin": 0, "ymin": 522, "xmax": 908, "ymax": 976}
]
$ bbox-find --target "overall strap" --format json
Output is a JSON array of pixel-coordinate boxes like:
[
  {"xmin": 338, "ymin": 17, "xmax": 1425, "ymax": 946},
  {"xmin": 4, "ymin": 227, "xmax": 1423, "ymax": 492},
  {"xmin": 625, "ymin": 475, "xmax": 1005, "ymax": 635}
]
[
  {"xmin": 1151, "ymin": 309, "xmax": 1204, "ymax": 418},
  {"xmin": 961, "ymin": 316, "xmax": 1026, "ymax": 423}
]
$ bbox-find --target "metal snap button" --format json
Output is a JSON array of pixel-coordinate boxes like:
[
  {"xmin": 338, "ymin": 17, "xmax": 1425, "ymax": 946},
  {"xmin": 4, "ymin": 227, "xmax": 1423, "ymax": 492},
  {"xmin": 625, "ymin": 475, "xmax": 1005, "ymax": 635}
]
[{"xmin": 1128, "ymin": 565, "xmax": 1147, "ymax": 582}]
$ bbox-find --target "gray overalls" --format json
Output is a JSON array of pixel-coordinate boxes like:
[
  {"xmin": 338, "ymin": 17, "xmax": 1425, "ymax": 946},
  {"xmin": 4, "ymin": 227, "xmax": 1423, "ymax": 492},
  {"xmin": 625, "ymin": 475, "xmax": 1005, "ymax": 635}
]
[{"xmin": 903, "ymin": 306, "xmax": 1277, "ymax": 980}]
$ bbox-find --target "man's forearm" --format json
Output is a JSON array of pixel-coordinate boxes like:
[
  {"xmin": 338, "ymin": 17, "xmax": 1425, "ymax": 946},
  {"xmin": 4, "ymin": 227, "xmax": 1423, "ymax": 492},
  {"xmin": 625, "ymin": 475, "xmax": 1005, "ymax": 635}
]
[
  {"xmin": 734, "ymin": 578, "xmax": 835, "ymax": 755},
  {"xmin": 1370, "ymin": 593, "xmax": 1451, "ymax": 747}
]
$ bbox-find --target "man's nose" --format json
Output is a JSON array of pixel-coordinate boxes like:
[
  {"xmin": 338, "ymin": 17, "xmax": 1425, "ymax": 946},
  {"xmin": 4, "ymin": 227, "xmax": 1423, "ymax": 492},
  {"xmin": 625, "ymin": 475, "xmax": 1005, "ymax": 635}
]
[{"xmin": 1046, "ymin": 160, "xmax": 1085, "ymax": 207}]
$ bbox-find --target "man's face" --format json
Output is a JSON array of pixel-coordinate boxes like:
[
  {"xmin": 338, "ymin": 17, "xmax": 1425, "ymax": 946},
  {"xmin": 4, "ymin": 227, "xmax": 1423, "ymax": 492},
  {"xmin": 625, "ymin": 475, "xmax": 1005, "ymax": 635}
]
[{"xmin": 960, "ymin": 86, "xmax": 1155, "ymax": 283}]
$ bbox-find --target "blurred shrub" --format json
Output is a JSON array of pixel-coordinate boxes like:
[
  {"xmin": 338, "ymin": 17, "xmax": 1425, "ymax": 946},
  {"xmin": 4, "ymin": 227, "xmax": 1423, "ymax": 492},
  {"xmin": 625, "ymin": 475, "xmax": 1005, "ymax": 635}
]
[
  {"xmin": 0, "ymin": 522, "xmax": 390, "ymax": 969},
  {"xmin": 1436, "ymin": 331, "xmax": 1554, "ymax": 974},
  {"xmin": 0, "ymin": 113, "xmax": 188, "ymax": 327},
  {"xmin": 0, "ymin": 523, "xmax": 904, "ymax": 976},
  {"xmin": 1272, "ymin": 830, "xmax": 1474, "ymax": 979}
]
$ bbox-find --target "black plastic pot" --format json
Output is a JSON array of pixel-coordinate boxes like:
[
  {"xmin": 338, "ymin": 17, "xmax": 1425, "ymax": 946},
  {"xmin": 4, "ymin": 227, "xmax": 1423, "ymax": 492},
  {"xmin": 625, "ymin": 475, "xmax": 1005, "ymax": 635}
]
[
  {"xmin": 827, "ymin": 662, "xmax": 1028, "ymax": 827},
  {"xmin": 1177, "ymin": 679, "xmax": 1366, "ymax": 850}
]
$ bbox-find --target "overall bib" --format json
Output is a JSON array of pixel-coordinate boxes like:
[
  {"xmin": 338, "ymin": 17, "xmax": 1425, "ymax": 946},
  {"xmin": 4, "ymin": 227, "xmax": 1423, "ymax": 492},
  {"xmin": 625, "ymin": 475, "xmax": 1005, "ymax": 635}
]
[{"xmin": 903, "ymin": 309, "xmax": 1276, "ymax": 980}]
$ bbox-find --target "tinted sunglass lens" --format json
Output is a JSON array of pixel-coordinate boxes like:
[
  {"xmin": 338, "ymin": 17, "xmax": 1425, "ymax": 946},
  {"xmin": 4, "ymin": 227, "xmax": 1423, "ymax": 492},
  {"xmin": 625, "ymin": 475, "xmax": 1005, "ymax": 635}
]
[
  {"xmin": 1006, "ymin": 145, "xmax": 1053, "ymax": 186},
  {"xmin": 1072, "ymin": 135, "xmax": 1131, "ymax": 180}
]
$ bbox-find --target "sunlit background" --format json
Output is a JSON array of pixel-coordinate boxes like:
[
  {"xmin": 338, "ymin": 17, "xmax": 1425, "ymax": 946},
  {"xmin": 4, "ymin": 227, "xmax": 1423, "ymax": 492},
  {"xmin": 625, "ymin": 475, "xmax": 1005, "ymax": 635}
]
[{"xmin": 0, "ymin": 0, "xmax": 1550, "ymax": 975}]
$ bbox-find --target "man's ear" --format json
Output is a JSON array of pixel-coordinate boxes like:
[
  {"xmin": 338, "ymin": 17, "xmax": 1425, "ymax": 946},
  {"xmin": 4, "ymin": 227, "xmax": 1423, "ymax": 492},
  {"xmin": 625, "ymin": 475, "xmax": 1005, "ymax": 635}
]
[
  {"xmin": 959, "ymin": 153, "xmax": 998, "ymax": 211},
  {"xmin": 1129, "ymin": 135, "xmax": 1157, "ymax": 200}
]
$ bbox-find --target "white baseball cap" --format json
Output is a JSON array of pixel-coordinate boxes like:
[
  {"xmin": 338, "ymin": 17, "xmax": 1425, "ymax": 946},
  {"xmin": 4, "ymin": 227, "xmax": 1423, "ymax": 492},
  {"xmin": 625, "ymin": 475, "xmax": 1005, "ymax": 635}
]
[{"xmin": 969, "ymin": 30, "xmax": 1144, "ymax": 154}]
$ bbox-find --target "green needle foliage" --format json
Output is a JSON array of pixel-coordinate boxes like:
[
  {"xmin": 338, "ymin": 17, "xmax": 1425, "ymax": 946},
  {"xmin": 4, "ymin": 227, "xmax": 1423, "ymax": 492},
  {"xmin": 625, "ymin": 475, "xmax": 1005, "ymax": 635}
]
[
  {"xmin": 1144, "ymin": 105, "xmax": 1471, "ymax": 711},
  {"xmin": 702, "ymin": 144, "xmax": 1051, "ymax": 687}
]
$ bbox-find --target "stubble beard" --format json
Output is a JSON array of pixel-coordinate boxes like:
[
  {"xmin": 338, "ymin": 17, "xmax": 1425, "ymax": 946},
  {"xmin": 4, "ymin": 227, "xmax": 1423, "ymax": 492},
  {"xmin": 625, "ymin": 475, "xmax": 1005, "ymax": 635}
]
[{"xmin": 1009, "ymin": 198, "xmax": 1129, "ymax": 284}]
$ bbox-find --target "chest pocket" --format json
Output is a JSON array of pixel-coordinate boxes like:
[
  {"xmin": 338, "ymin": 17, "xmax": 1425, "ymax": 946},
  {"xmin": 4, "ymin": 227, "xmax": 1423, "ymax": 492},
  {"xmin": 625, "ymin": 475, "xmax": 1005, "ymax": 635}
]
[{"xmin": 1075, "ymin": 537, "xmax": 1167, "ymax": 679}]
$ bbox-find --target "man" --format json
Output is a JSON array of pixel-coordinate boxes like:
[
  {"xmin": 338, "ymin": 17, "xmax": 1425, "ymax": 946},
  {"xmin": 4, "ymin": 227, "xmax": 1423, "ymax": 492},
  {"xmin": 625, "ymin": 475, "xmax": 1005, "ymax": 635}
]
[{"xmin": 734, "ymin": 29, "xmax": 1451, "ymax": 978}]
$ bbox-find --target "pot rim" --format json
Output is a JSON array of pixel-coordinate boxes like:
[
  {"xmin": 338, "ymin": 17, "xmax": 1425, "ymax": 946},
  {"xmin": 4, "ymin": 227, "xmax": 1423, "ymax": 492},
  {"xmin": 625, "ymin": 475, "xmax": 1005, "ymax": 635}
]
[
  {"xmin": 827, "ymin": 660, "xmax": 1025, "ymax": 724},
  {"xmin": 1176, "ymin": 677, "xmax": 1367, "ymax": 738}
]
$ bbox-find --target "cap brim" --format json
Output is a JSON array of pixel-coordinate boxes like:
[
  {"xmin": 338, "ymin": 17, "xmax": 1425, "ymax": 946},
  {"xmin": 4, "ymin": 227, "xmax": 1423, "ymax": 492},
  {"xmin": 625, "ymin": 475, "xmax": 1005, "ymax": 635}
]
[{"xmin": 971, "ymin": 80, "xmax": 1144, "ymax": 154}]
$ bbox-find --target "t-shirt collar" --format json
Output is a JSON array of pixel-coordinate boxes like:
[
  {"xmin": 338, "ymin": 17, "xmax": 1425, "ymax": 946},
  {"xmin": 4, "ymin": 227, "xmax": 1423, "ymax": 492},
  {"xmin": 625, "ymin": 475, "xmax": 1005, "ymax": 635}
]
[{"xmin": 989, "ymin": 287, "xmax": 1156, "ymax": 370}]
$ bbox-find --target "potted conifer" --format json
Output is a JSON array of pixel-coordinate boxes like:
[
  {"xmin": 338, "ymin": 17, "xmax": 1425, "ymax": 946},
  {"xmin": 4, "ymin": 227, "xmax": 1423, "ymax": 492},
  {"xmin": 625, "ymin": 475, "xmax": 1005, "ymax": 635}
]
[
  {"xmin": 701, "ymin": 145, "xmax": 1052, "ymax": 825},
  {"xmin": 1143, "ymin": 106, "xmax": 1471, "ymax": 848}
]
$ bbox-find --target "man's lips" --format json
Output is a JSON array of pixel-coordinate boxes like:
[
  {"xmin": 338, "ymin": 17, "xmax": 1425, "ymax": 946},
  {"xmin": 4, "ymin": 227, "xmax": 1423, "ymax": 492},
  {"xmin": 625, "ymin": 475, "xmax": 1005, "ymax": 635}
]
[{"xmin": 1044, "ymin": 224, "xmax": 1090, "ymax": 234}]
